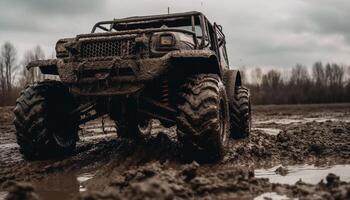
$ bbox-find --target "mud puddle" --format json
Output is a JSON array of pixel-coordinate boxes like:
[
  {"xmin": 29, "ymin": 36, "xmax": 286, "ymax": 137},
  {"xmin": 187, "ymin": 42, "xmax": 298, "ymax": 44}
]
[
  {"xmin": 81, "ymin": 125, "xmax": 116, "ymax": 135},
  {"xmin": 27, "ymin": 172, "xmax": 94, "ymax": 200},
  {"xmin": 0, "ymin": 192, "xmax": 7, "ymax": 200},
  {"xmin": 255, "ymin": 164, "xmax": 350, "ymax": 184},
  {"xmin": 255, "ymin": 192, "xmax": 290, "ymax": 200},
  {"xmin": 255, "ymin": 117, "xmax": 350, "ymax": 125},
  {"xmin": 252, "ymin": 128, "xmax": 281, "ymax": 135},
  {"xmin": 80, "ymin": 133, "xmax": 116, "ymax": 141}
]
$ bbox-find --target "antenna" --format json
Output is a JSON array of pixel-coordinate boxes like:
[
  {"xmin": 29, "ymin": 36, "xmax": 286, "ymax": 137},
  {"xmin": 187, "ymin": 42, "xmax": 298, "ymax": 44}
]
[{"xmin": 168, "ymin": 7, "xmax": 170, "ymax": 14}]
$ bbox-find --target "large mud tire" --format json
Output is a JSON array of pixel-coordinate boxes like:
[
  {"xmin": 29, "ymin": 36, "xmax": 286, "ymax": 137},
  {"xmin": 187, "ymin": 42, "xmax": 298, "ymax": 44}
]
[
  {"xmin": 13, "ymin": 81, "xmax": 79, "ymax": 160},
  {"xmin": 176, "ymin": 74, "xmax": 230, "ymax": 162},
  {"xmin": 229, "ymin": 86, "xmax": 251, "ymax": 139}
]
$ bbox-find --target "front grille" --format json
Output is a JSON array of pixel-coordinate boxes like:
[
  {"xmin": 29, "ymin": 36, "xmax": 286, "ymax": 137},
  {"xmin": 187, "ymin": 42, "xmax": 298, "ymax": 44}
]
[{"xmin": 80, "ymin": 38, "xmax": 136, "ymax": 58}]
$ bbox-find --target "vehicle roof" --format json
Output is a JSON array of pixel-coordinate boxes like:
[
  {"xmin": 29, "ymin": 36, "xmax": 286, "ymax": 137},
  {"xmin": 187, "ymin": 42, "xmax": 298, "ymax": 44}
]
[
  {"xmin": 116, "ymin": 11, "xmax": 204, "ymax": 22},
  {"xmin": 92, "ymin": 11, "xmax": 212, "ymax": 33},
  {"xmin": 96, "ymin": 11, "xmax": 206, "ymax": 25}
]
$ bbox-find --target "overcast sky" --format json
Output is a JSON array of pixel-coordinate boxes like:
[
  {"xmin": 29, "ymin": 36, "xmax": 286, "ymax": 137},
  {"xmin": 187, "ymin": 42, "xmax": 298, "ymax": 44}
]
[{"xmin": 0, "ymin": 0, "xmax": 349, "ymax": 68}]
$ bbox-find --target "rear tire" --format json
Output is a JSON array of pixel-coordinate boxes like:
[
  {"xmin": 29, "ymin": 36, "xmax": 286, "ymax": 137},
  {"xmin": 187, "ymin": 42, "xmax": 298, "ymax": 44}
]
[
  {"xmin": 13, "ymin": 81, "xmax": 79, "ymax": 160},
  {"xmin": 176, "ymin": 74, "xmax": 230, "ymax": 162},
  {"xmin": 229, "ymin": 86, "xmax": 251, "ymax": 139}
]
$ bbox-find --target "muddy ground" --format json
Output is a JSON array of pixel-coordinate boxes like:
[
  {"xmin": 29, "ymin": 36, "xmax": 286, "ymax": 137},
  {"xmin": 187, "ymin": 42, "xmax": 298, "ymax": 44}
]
[{"xmin": 0, "ymin": 104, "xmax": 349, "ymax": 200}]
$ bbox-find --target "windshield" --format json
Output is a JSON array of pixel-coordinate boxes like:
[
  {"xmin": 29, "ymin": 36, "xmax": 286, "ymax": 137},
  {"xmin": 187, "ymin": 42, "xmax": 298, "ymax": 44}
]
[
  {"xmin": 93, "ymin": 15, "xmax": 203, "ymax": 37},
  {"xmin": 176, "ymin": 25, "xmax": 202, "ymax": 37}
]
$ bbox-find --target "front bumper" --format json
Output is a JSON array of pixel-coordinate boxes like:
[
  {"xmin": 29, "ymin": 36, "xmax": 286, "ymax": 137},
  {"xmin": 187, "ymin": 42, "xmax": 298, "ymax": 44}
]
[
  {"xmin": 60, "ymin": 55, "xmax": 171, "ymax": 96},
  {"xmin": 28, "ymin": 50, "xmax": 214, "ymax": 96}
]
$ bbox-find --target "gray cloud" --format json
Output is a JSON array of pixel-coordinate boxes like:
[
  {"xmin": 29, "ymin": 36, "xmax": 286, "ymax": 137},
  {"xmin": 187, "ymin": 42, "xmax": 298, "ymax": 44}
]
[
  {"xmin": 0, "ymin": 0, "xmax": 349, "ymax": 68},
  {"xmin": 6, "ymin": 0, "xmax": 103, "ymax": 15},
  {"xmin": 0, "ymin": 0, "xmax": 104, "ymax": 33},
  {"xmin": 304, "ymin": 0, "xmax": 350, "ymax": 44}
]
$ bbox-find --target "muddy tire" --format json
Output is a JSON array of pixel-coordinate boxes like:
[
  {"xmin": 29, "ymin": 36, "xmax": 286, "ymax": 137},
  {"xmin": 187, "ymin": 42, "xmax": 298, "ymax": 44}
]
[
  {"xmin": 229, "ymin": 86, "xmax": 251, "ymax": 139},
  {"xmin": 13, "ymin": 81, "xmax": 79, "ymax": 160},
  {"xmin": 176, "ymin": 74, "xmax": 230, "ymax": 162}
]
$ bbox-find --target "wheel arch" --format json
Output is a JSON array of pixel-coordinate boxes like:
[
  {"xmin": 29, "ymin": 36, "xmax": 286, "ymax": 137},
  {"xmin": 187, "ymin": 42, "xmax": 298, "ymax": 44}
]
[
  {"xmin": 27, "ymin": 59, "xmax": 59, "ymax": 75},
  {"xmin": 171, "ymin": 55, "xmax": 223, "ymax": 77}
]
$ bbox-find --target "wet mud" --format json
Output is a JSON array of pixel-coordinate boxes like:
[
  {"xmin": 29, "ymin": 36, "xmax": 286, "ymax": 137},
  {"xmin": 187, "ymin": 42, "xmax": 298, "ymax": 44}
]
[{"xmin": 0, "ymin": 104, "xmax": 349, "ymax": 199}]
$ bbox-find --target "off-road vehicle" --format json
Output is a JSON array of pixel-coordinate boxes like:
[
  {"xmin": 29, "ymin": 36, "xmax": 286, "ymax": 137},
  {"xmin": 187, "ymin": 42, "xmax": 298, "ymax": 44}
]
[{"xmin": 14, "ymin": 11, "xmax": 251, "ymax": 161}]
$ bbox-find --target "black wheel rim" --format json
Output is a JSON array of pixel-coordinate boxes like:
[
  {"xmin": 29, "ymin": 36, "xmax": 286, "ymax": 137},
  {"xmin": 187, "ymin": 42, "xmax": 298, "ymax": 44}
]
[
  {"xmin": 52, "ymin": 120, "xmax": 74, "ymax": 148},
  {"xmin": 50, "ymin": 107, "xmax": 75, "ymax": 148}
]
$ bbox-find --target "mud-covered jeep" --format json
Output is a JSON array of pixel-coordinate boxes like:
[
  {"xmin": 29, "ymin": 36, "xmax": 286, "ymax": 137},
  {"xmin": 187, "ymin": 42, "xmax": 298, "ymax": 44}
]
[{"xmin": 14, "ymin": 11, "xmax": 251, "ymax": 161}]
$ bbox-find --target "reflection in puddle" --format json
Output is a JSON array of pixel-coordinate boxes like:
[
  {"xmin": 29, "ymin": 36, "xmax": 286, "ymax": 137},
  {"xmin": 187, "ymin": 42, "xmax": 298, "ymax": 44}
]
[
  {"xmin": 252, "ymin": 128, "xmax": 281, "ymax": 135},
  {"xmin": 82, "ymin": 127, "xmax": 116, "ymax": 135},
  {"xmin": 254, "ymin": 192, "xmax": 292, "ymax": 200},
  {"xmin": 255, "ymin": 118, "xmax": 301, "ymax": 125},
  {"xmin": 255, "ymin": 117, "xmax": 350, "ymax": 125},
  {"xmin": 0, "ymin": 192, "xmax": 8, "ymax": 200},
  {"xmin": 255, "ymin": 164, "xmax": 350, "ymax": 184},
  {"xmin": 80, "ymin": 133, "xmax": 116, "ymax": 141},
  {"xmin": 32, "ymin": 172, "xmax": 94, "ymax": 200},
  {"xmin": 81, "ymin": 120, "xmax": 116, "ymax": 135},
  {"xmin": 77, "ymin": 173, "xmax": 94, "ymax": 192},
  {"xmin": 303, "ymin": 117, "xmax": 350, "ymax": 123}
]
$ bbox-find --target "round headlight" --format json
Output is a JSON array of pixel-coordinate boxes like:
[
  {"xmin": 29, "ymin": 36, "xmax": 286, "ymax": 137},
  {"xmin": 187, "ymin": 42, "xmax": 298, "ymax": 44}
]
[{"xmin": 159, "ymin": 34, "xmax": 175, "ymax": 47}]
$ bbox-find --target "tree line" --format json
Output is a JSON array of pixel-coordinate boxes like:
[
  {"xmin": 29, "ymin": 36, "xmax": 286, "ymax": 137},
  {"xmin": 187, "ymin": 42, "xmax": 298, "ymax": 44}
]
[
  {"xmin": 1, "ymin": 41, "xmax": 350, "ymax": 106},
  {"xmin": 244, "ymin": 63, "xmax": 350, "ymax": 104},
  {"xmin": 0, "ymin": 41, "xmax": 50, "ymax": 106}
]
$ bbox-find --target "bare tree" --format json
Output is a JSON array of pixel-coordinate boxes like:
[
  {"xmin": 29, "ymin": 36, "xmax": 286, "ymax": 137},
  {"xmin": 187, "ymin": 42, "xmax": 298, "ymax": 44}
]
[
  {"xmin": 247, "ymin": 61, "xmax": 350, "ymax": 104},
  {"xmin": 0, "ymin": 56, "xmax": 4, "ymax": 95},
  {"xmin": 32, "ymin": 46, "xmax": 45, "ymax": 81},
  {"xmin": 312, "ymin": 62, "xmax": 325, "ymax": 86},
  {"xmin": 325, "ymin": 63, "xmax": 333, "ymax": 87},
  {"xmin": 238, "ymin": 65, "xmax": 247, "ymax": 84},
  {"xmin": 290, "ymin": 64, "xmax": 310, "ymax": 86},
  {"xmin": 0, "ymin": 57, "xmax": 4, "ymax": 104},
  {"xmin": 250, "ymin": 67, "xmax": 262, "ymax": 86},
  {"xmin": 346, "ymin": 66, "xmax": 350, "ymax": 100},
  {"xmin": 259, "ymin": 70, "xmax": 283, "ymax": 103},
  {"xmin": 0, "ymin": 42, "xmax": 17, "ymax": 94},
  {"xmin": 19, "ymin": 45, "xmax": 46, "ymax": 87},
  {"xmin": 261, "ymin": 70, "xmax": 282, "ymax": 90},
  {"xmin": 331, "ymin": 63, "xmax": 345, "ymax": 86},
  {"xmin": 19, "ymin": 51, "xmax": 34, "ymax": 87},
  {"xmin": 0, "ymin": 42, "xmax": 18, "ymax": 106}
]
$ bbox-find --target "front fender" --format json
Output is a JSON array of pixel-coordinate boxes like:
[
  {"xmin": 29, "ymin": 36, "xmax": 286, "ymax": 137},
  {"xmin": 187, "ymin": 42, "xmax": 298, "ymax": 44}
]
[
  {"xmin": 27, "ymin": 59, "xmax": 59, "ymax": 75},
  {"xmin": 168, "ymin": 50, "xmax": 222, "ymax": 76}
]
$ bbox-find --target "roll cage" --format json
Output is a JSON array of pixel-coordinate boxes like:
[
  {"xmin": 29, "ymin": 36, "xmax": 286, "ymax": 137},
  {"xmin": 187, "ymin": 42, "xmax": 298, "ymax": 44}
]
[{"xmin": 92, "ymin": 11, "xmax": 229, "ymax": 66}]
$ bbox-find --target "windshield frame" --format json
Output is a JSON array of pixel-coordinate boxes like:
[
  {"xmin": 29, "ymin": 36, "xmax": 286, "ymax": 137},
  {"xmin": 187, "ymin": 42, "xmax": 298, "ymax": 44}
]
[
  {"xmin": 92, "ymin": 12, "xmax": 210, "ymax": 49},
  {"xmin": 92, "ymin": 12, "xmax": 202, "ymax": 32}
]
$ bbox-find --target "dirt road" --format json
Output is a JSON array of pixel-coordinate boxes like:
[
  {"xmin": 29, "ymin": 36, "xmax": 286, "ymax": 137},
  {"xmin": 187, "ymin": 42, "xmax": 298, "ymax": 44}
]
[{"xmin": 0, "ymin": 104, "xmax": 349, "ymax": 200}]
